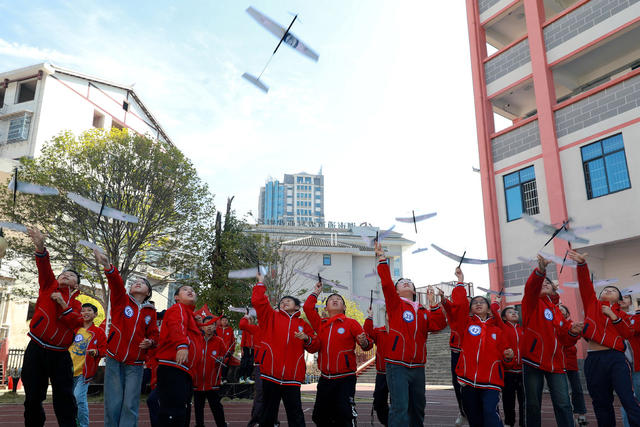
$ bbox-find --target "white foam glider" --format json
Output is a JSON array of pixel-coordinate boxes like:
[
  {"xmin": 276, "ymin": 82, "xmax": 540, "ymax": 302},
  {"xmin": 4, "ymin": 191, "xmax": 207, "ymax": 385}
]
[
  {"xmin": 77, "ymin": 240, "xmax": 105, "ymax": 254},
  {"xmin": 359, "ymin": 225, "xmax": 395, "ymax": 247},
  {"xmin": 228, "ymin": 306, "xmax": 258, "ymax": 317},
  {"xmin": 0, "ymin": 221, "xmax": 28, "ymax": 233},
  {"xmin": 395, "ymin": 211, "xmax": 437, "ymax": 233},
  {"xmin": 476, "ymin": 286, "xmax": 522, "ymax": 297},
  {"xmin": 622, "ymin": 283, "xmax": 640, "ymax": 296},
  {"xmin": 431, "ymin": 244, "xmax": 495, "ymax": 265},
  {"xmin": 538, "ymin": 251, "xmax": 578, "ymax": 269},
  {"xmin": 412, "ymin": 247, "xmax": 429, "ymax": 254},
  {"xmin": 67, "ymin": 192, "xmax": 139, "ymax": 224},
  {"xmin": 294, "ymin": 268, "xmax": 347, "ymax": 290},
  {"xmin": 522, "ymin": 214, "xmax": 601, "ymax": 245},
  {"xmin": 243, "ymin": 6, "xmax": 319, "ymax": 93},
  {"xmin": 228, "ymin": 266, "xmax": 268, "ymax": 279}
]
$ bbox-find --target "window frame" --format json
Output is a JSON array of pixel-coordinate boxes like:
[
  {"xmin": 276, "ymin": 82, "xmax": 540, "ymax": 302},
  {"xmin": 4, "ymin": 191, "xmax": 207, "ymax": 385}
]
[
  {"xmin": 322, "ymin": 254, "xmax": 331, "ymax": 266},
  {"xmin": 503, "ymin": 165, "xmax": 539, "ymax": 222},
  {"xmin": 581, "ymin": 133, "xmax": 631, "ymax": 200}
]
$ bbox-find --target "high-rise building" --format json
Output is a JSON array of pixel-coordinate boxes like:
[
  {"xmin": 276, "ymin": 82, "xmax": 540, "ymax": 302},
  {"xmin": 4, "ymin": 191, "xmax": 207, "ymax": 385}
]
[
  {"xmin": 258, "ymin": 170, "xmax": 325, "ymax": 226},
  {"xmin": 466, "ymin": 0, "xmax": 640, "ymax": 322}
]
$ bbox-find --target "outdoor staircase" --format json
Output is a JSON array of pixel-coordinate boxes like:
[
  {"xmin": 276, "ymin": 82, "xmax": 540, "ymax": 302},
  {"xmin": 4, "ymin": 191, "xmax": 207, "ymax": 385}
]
[{"xmin": 355, "ymin": 327, "xmax": 455, "ymax": 386}]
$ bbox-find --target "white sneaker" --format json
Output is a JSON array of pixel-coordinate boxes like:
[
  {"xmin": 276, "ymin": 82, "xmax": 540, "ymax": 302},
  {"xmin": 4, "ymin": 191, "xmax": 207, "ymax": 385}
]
[
  {"xmin": 455, "ymin": 413, "xmax": 466, "ymax": 426},
  {"xmin": 246, "ymin": 378, "xmax": 255, "ymax": 384},
  {"xmin": 577, "ymin": 415, "xmax": 588, "ymax": 426},
  {"xmin": 238, "ymin": 377, "xmax": 245, "ymax": 384}
]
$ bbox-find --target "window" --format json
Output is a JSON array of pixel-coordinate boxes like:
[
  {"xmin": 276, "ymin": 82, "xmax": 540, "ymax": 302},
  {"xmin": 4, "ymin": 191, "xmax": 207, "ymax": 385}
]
[
  {"xmin": 7, "ymin": 114, "xmax": 32, "ymax": 143},
  {"xmin": 581, "ymin": 134, "xmax": 631, "ymax": 199},
  {"xmin": 323, "ymin": 254, "xmax": 331, "ymax": 266},
  {"xmin": 17, "ymin": 80, "xmax": 37, "ymax": 103},
  {"xmin": 111, "ymin": 121, "xmax": 124, "ymax": 130},
  {"xmin": 92, "ymin": 110, "xmax": 105, "ymax": 128},
  {"xmin": 297, "ymin": 177, "xmax": 303, "ymax": 183},
  {"xmin": 122, "ymin": 100, "xmax": 129, "ymax": 111},
  {"xmin": 503, "ymin": 166, "xmax": 539, "ymax": 222},
  {"xmin": 0, "ymin": 86, "xmax": 5, "ymax": 108}
]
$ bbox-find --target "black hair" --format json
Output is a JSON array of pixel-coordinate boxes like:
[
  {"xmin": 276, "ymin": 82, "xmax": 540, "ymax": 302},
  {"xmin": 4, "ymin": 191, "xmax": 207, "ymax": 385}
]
[
  {"xmin": 173, "ymin": 284, "xmax": 191, "ymax": 297},
  {"xmin": 81, "ymin": 303, "xmax": 98, "ymax": 314},
  {"xmin": 469, "ymin": 296, "xmax": 491, "ymax": 310},
  {"xmin": 394, "ymin": 278, "xmax": 416, "ymax": 301},
  {"xmin": 325, "ymin": 293, "xmax": 347, "ymax": 313},
  {"xmin": 203, "ymin": 316, "xmax": 215, "ymax": 322},
  {"xmin": 279, "ymin": 295, "xmax": 301, "ymax": 308},
  {"xmin": 61, "ymin": 269, "xmax": 82, "ymax": 284},
  {"xmin": 598, "ymin": 286, "xmax": 623, "ymax": 301},
  {"xmin": 500, "ymin": 306, "xmax": 516, "ymax": 319},
  {"xmin": 219, "ymin": 315, "xmax": 228, "ymax": 320}
]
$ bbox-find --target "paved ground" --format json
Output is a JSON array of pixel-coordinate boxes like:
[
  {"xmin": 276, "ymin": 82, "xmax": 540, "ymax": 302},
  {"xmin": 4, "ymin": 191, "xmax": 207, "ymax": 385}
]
[{"xmin": 0, "ymin": 385, "xmax": 623, "ymax": 425}]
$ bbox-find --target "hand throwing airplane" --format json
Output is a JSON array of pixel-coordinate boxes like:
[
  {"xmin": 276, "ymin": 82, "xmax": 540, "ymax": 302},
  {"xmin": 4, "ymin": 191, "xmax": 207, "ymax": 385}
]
[
  {"xmin": 243, "ymin": 6, "xmax": 319, "ymax": 93},
  {"xmin": 522, "ymin": 214, "xmax": 601, "ymax": 246}
]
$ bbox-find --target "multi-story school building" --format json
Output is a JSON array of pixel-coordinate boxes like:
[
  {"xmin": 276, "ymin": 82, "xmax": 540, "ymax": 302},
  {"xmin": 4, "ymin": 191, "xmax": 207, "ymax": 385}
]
[{"xmin": 465, "ymin": 0, "xmax": 640, "ymax": 322}]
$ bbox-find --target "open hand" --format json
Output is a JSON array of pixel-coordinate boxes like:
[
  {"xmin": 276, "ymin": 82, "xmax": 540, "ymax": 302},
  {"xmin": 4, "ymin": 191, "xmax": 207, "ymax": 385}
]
[
  {"xmin": 93, "ymin": 249, "xmax": 110, "ymax": 268},
  {"xmin": 567, "ymin": 250, "xmax": 587, "ymax": 265},
  {"xmin": 536, "ymin": 255, "xmax": 552, "ymax": 273},
  {"xmin": 176, "ymin": 349, "xmax": 188, "ymax": 364},
  {"xmin": 27, "ymin": 227, "xmax": 45, "ymax": 252}
]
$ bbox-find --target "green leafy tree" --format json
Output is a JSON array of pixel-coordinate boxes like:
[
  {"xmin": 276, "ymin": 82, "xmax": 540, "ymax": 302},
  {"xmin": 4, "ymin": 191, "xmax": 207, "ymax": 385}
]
[{"xmin": 0, "ymin": 129, "xmax": 214, "ymax": 305}]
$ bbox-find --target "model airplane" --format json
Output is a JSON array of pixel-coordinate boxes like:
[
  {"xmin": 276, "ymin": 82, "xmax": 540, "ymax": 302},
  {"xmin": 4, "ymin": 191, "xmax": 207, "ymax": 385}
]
[
  {"xmin": 228, "ymin": 306, "xmax": 258, "ymax": 317},
  {"xmin": 562, "ymin": 278, "xmax": 619, "ymax": 288},
  {"xmin": 395, "ymin": 211, "xmax": 437, "ymax": 233},
  {"xmin": 294, "ymin": 268, "xmax": 347, "ymax": 290},
  {"xmin": 411, "ymin": 247, "xmax": 429, "ymax": 254},
  {"xmin": 77, "ymin": 239, "xmax": 105, "ymax": 254},
  {"xmin": 622, "ymin": 283, "xmax": 640, "ymax": 296},
  {"xmin": 351, "ymin": 293, "xmax": 385, "ymax": 306},
  {"xmin": 228, "ymin": 265, "xmax": 268, "ymax": 279},
  {"xmin": 476, "ymin": 286, "xmax": 522, "ymax": 297},
  {"xmin": 522, "ymin": 214, "xmax": 601, "ymax": 246},
  {"xmin": 431, "ymin": 244, "xmax": 495, "ymax": 265},
  {"xmin": 0, "ymin": 221, "xmax": 28, "ymax": 234},
  {"xmin": 67, "ymin": 192, "xmax": 139, "ymax": 224},
  {"xmin": 538, "ymin": 251, "xmax": 578, "ymax": 268},
  {"xmin": 359, "ymin": 225, "xmax": 395, "ymax": 247},
  {"xmin": 243, "ymin": 6, "xmax": 319, "ymax": 93}
]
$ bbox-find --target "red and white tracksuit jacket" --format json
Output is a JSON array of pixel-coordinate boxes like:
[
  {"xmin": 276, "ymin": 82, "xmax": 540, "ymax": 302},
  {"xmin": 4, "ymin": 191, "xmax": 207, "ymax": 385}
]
[
  {"xmin": 75, "ymin": 324, "xmax": 107, "ymax": 383},
  {"xmin": 624, "ymin": 311, "xmax": 640, "ymax": 372},
  {"xmin": 521, "ymin": 268, "xmax": 580, "ymax": 373},
  {"xmin": 28, "ymin": 250, "xmax": 83, "ymax": 350},
  {"xmin": 364, "ymin": 317, "xmax": 388, "ymax": 374},
  {"xmin": 378, "ymin": 259, "xmax": 447, "ymax": 368},
  {"xmin": 104, "ymin": 266, "xmax": 159, "ymax": 365},
  {"xmin": 563, "ymin": 344, "xmax": 579, "ymax": 372},
  {"xmin": 156, "ymin": 302, "xmax": 204, "ymax": 378},
  {"xmin": 577, "ymin": 262, "xmax": 632, "ymax": 351},
  {"xmin": 239, "ymin": 317, "xmax": 257, "ymax": 350},
  {"xmin": 193, "ymin": 334, "xmax": 226, "ymax": 391},
  {"xmin": 251, "ymin": 281, "xmax": 316, "ymax": 386},
  {"xmin": 442, "ymin": 283, "xmax": 466, "ymax": 353},
  {"xmin": 303, "ymin": 294, "xmax": 372, "ymax": 378},
  {"xmin": 502, "ymin": 321, "xmax": 523, "ymax": 373},
  {"xmin": 216, "ymin": 325, "xmax": 236, "ymax": 357}
]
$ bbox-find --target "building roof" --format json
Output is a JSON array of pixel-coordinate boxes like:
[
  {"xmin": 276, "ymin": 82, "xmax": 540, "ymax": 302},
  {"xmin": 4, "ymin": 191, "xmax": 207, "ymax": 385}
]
[
  {"xmin": 0, "ymin": 63, "xmax": 172, "ymax": 145},
  {"xmin": 281, "ymin": 236, "xmax": 373, "ymax": 252}
]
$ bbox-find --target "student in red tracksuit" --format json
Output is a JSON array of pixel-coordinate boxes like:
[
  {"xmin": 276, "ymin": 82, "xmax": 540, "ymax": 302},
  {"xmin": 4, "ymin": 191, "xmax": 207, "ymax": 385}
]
[
  {"xmin": 557, "ymin": 304, "xmax": 587, "ymax": 426},
  {"xmin": 521, "ymin": 255, "xmax": 583, "ymax": 427},
  {"xmin": 442, "ymin": 268, "xmax": 469, "ymax": 426},
  {"xmin": 216, "ymin": 315, "xmax": 235, "ymax": 384},
  {"xmin": 93, "ymin": 249, "xmax": 159, "ymax": 427},
  {"xmin": 364, "ymin": 307, "xmax": 389, "ymax": 426},
  {"xmin": 622, "ymin": 297, "xmax": 640, "ymax": 427},
  {"xmin": 21, "ymin": 227, "xmax": 84, "ymax": 427},
  {"xmin": 193, "ymin": 316, "xmax": 227, "ymax": 427},
  {"xmin": 568, "ymin": 250, "xmax": 640, "ymax": 426},
  {"xmin": 155, "ymin": 285, "xmax": 203, "ymax": 426},
  {"xmin": 304, "ymin": 281, "xmax": 372, "ymax": 426},
  {"xmin": 244, "ymin": 315, "xmax": 269, "ymax": 427},
  {"xmin": 499, "ymin": 304, "xmax": 524, "ymax": 427},
  {"xmin": 251, "ymin": 272, "xmax": 316, "ymax": 427},
  {"xmin": 238, "ymin": 314, "xmax": 257, "ymax": 384},
  {"xmin": 69, "ymin": 303, "xmax": 107, "ymax": 427},
  {"xmin": 374, "ymin": 242, "xmax": 448, "ymax": 426},
  {"xmin": 448, "ymin": 270, "xmax": 514, "ymax": 427}
]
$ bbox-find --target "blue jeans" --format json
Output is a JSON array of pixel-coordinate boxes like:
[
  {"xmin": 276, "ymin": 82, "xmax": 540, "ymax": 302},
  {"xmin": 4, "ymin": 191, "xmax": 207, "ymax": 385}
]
[
  {"xmin": 566, "ymin": 370, "xmax": 587, "ymax": 415},
  {"xmin": 523, "ymin": 364, "xmax": 574, "ymax": 427},
  {"xmin": 623, "ymin": 371, "xmax": 640, "ymax": 427},
  {"xmin": 104, "ymin": 356, "xmax": 144, "ymax": 427},
  {"xmin": 386, "ymin": 363, "xmax": 425, "ymax": 427},
  {"xmin": 73, "ymin": 375, "xmax": 89, "ymax": 427},
  {"xmin": 461, "ymin": 386, "xmax": 503, "ymax": 427}
]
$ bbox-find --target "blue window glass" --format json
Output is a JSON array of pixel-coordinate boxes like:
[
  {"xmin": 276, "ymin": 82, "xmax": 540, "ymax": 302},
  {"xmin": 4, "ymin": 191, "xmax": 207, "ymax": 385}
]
[
  {"xmin": 581, "ymin": 134, "xmax": 631, "ymax": 199},
  {"xmin": 503, "ymin": 166, "xmax": 539, "ymax": 222},
  {"xmin": 323, "ymin": 254, "xmax": 331, "ymax": 266}
]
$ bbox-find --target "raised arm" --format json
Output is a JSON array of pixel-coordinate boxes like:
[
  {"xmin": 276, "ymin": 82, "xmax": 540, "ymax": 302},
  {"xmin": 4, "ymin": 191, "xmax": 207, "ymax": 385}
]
[
  {"xmin": 94, "ymin": 249, "xmax": 127, "ymax": 303},
  {"xmin": 251, "ymin": 273, "xmax": 274, "ymax": 326},
  {"xmin": 28, "ymin": 227, "xmax": 56, "ymax": 292},
  {"xmin": 303, "ymin": 281, "xmax": 323, "ymax": 332},
  {"xmin": 521, "ymin": 255, "xmax": 549, "ymax": 323},
  {"xmin": 375, "ymin": 242, "xmax": 401, "ymax": 312},
  {"xmin": 568, "ymin": 250, "xmax": 596, "ymax": 308},
  {"xmin": 364, "ymin": 309, "xmax": 377, "ymax": 343}
]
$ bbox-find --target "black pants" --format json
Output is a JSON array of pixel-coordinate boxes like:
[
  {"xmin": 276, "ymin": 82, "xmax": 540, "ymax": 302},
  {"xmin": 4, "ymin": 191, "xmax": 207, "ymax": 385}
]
[
  {"xmin": 502, "ymin": 371, "xmax": 524, "ymax": 426},
  {"xmin": 373, "ymin": 373, "xmax": 389, "ymax": 426},
  {"xmin": 461, "ymin": 386, "xmax": 502, "ymax": 427},
  {"xmin": 451, "ymin": 350, "xmax": 464, "ymax": 415},
  {"xmin": 584, "ymin": 349, "xmax": 640, "ymax": 427},
  {"xmin": 194, "ymin": 390, "xmax": 226, "ymax": 427},
  {"xmin": 239, "ymin": 347, "xmax": 255, "ymax": 379},
  {"xmin": 312, "ymin": 375, "xmax": 357, "ymax": 426},
  {"xmin": 248, "ymin": 366, "xmax": 276, "ymax": 427},
  {"xmin": 21, "ymin": 340, "xmax": 77, "ymax": 427},
  {"xmin": 147, "ymin": 387, "xmax": 160, "ymax": 427},
  {"xmin": 157, "ymin": 365, "xmax": 193, "ymax": 427},
  {"xmin": 260, "ymin": 378, "xmax": 305, "ymax": 427}
]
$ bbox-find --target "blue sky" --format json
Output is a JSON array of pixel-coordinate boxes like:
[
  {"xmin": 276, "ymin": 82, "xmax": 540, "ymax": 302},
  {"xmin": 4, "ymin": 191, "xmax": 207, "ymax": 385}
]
[{"xmin": 0, "ymin": 0, "xmax": 492, "ymax": 286}]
